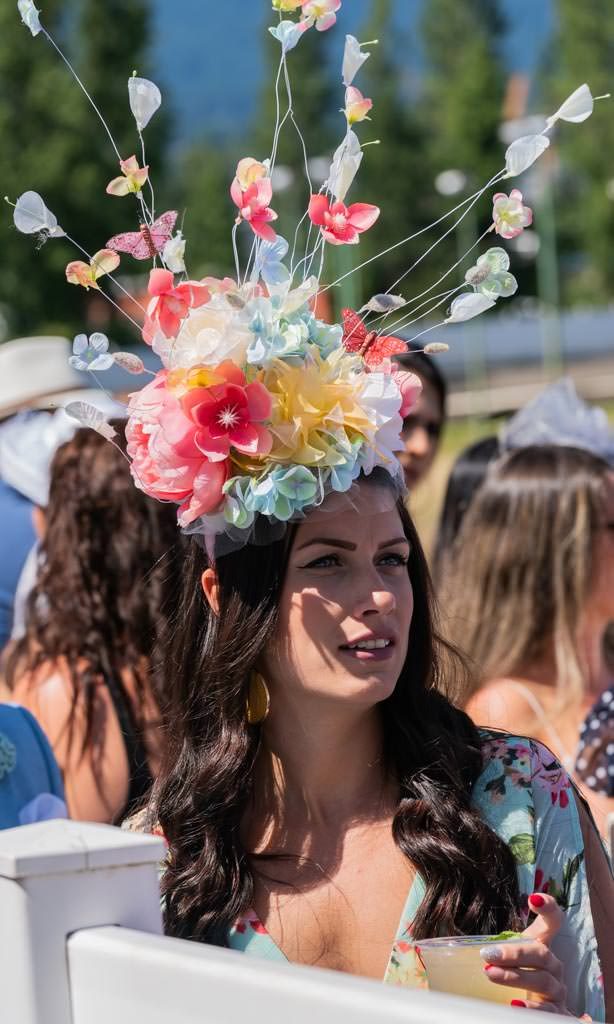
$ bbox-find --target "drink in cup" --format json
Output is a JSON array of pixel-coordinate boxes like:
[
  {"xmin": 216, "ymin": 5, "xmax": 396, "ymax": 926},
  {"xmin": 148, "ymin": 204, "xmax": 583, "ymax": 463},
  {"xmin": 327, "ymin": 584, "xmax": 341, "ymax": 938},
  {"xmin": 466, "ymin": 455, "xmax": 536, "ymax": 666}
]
[{"xmin": 414, "ymin": 934, "xmax": 533, "ymax": 1005}]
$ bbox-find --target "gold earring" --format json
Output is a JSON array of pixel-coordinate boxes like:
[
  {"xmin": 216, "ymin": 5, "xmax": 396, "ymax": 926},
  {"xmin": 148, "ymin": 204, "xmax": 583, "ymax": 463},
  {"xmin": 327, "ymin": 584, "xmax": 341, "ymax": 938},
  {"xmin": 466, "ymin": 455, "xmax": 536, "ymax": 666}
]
[{"xmin": 246, "ymin": 672, "xmax": 270, "ymax": 725}]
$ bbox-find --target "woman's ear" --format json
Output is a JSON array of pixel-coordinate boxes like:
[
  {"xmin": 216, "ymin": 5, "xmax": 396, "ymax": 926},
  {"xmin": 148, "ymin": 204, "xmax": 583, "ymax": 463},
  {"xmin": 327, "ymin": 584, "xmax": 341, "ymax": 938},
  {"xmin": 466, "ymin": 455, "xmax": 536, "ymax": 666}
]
[{"xmin": 201, "ymin": 568, "xmax": 220, "ymax": 616}]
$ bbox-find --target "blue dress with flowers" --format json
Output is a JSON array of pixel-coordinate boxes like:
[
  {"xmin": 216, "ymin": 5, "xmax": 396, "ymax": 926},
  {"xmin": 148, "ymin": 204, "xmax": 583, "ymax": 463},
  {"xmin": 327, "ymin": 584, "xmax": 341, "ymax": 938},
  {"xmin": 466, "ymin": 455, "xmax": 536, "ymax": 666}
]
[
  {"xmin": 0, "ymin": 703, "xmax": 67, "ymax": 830},
  {"xmin": 228, "ymin": 733, "xmax": 607, "ymax": 1021}
]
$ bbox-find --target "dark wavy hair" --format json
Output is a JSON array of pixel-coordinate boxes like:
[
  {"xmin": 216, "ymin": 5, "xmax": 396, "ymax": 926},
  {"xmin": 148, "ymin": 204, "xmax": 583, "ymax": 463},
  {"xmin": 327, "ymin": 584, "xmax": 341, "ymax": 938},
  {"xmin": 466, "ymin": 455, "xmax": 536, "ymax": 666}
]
[
  {"xmin": 154, "ymin": 469, "xmax": 522, "ymax": 944},
  {"xmin": 4, "ymin": 422, "xmax": 183, "ymax": 758}
]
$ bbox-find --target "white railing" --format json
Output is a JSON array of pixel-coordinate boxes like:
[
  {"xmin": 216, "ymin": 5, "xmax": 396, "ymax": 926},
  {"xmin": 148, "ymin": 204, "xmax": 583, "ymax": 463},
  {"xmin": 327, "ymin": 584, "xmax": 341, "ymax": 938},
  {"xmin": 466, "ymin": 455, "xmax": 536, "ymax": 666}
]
[{"xmin": 0, "ymin": 820, "xmax": 568, "ymax": 1024}]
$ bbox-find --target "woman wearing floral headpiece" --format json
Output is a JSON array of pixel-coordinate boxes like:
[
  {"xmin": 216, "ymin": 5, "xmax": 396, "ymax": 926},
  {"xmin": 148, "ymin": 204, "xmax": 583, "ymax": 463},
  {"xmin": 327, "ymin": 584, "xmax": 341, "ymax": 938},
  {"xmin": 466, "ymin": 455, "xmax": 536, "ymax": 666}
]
[
  {"xmin": 138, "ymin": 464, "xmax": 612, "ymax": 1020},
  {"xmin": 9, "ymin": 1, "xmax": 614, "ymax": 1014}
]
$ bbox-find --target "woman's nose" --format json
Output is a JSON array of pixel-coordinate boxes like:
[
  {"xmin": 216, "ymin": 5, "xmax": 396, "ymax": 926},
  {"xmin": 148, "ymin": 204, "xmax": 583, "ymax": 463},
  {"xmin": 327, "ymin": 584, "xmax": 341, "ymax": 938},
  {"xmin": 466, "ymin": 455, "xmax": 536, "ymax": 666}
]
[{"xmin": 354, "ymin": 579, "xmax": 397, "ymax": 617}]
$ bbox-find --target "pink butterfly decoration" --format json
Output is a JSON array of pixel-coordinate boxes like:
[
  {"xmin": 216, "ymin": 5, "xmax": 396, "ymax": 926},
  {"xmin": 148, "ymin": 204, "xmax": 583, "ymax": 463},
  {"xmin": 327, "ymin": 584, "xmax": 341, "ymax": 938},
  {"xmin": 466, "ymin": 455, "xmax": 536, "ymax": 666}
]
[{"xmin": 106, "ymin": 210, "xmax": 178, "ymax": 260}]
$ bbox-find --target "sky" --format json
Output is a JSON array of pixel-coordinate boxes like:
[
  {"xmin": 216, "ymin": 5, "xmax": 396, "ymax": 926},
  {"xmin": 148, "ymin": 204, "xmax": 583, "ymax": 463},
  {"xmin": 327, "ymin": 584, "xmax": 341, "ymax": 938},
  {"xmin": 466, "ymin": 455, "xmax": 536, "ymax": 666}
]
[{"xmin": 151, "ymin": 0, "xmax": 554, "ymax": 146}]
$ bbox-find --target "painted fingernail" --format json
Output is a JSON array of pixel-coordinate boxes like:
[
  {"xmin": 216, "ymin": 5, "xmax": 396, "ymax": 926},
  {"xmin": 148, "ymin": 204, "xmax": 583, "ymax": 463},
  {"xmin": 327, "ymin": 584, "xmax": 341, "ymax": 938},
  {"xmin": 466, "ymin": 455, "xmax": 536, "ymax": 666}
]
[
  {"xmin": 483, "ymin": 964, "xmax": 498, "ymax": 973},
  {"xmin": 510, "ymin": 1000, "xmax": 527, "ymax": 1008},
  {"xmin": 529, "ymin": 893, "xmax": 545, "ymax": 908},
  {"xmin": 480, "ymin": 945, "xmax": 503, "ymax": 961}
]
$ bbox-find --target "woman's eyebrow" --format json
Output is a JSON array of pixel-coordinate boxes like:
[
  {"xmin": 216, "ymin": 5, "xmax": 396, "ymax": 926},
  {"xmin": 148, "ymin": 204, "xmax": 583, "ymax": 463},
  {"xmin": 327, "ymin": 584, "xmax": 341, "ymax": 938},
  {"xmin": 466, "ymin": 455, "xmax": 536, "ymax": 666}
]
[
  {"xmin": 296, "ymin": 536, "xmax": 409, "ymax": 552},
  {"xmin": 297, "ymin": 537, "xmax": 356, "ymax": 551},
  {"xmin": 378, "ymin": 537, "xmax": 409, "ymax": 550}
]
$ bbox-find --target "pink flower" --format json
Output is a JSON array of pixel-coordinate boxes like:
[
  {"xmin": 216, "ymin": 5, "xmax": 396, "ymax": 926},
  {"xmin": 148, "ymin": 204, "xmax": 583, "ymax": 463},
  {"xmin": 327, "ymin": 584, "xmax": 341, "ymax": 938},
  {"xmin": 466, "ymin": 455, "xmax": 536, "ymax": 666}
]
[
  {"xmin": 126, "ymin": 371, "xmax": 228, "ymax": 525},
  {"xmin": 308, "ymin": 195, "xmax": 380, "ymax": 245},
  {"xmin": 301, "ymin": 0, "xmax": 341, "ymax": 31},
  {"xmin": 106, "ymin": 155, "xmax": 149, "ymax": 197},
  {"xmin": 393, "ymin": 370, "xmax": 422, "ymax": 418},
  {"xmin": 65, "ymin": 248, "xmax": 120, "ymax": 290},
  {"xmin": 180, "ymin": 361, "xmax": 273, "ymax": 461},
  {"xmin": 143, "ymin": 269, "xmax": 211, "ymax": 343},
  {"xmin": 231, "ymin": 159, "xmax": 278, "ymax": 242},
  {"xmin": 492, "ymin": 189, "xmax": 533, "ymax": 239},
  {"xmin": 344, "ymin": 86, "xmax": 373, "ymax": 125}
]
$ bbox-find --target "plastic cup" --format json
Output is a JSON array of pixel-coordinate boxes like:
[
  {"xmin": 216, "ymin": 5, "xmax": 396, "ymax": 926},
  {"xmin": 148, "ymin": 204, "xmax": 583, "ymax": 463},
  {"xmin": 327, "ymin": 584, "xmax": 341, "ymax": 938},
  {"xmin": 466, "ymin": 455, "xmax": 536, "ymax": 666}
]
[{"xmin": 414, "ymin": 935, "xmax": 533, "ymax": 1005}]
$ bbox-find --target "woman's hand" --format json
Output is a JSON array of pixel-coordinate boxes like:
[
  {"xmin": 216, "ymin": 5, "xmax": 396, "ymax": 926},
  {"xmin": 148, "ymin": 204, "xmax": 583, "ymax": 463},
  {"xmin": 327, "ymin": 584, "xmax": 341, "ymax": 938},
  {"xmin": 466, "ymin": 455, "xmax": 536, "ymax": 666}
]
[{"xmin": 480, "ymin": 893, "xmax": 590, "ymax": 1018}]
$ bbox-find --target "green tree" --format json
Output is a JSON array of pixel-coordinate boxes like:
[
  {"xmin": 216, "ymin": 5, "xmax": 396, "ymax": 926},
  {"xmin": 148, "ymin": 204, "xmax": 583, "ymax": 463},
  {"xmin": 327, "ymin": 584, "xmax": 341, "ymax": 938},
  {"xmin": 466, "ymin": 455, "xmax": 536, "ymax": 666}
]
[
  {"xmin": 549, "ymin": 0, "xmax": 614, "ymax": 304},
  {"xmin": 171, "ymin": 142, "xmax": 236, "ymax": 280},
  {"xmin": 345, "ymin": 0, "xmax": 437, "ymax": 312},
  {"xmin": 0, "ymin": 0, "xmax": 165, "ymax": 340},
  {"xmin": 421, "ymin": 0, "xmax": 506, "ymax": 183}
]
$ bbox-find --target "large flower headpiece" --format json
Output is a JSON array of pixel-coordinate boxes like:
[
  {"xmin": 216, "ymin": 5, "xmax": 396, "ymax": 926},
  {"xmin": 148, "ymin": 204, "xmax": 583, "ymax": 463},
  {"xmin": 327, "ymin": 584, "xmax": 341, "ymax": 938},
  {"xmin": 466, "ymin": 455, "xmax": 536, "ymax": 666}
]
[{"xmin": 9, "ymin": 1, "xmax": 609, "ymax": 547}]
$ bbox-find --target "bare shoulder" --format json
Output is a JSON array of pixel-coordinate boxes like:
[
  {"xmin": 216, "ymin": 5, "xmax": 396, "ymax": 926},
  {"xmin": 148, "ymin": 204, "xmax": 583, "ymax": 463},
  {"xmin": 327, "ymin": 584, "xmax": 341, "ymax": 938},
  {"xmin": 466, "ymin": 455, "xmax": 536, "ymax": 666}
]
[
  {"xmin": 466, "ymin": 679, "xmax": 538, "ymax": 732},
  {"xmin": 10, "ymin": 659, "xmax": 103, "ymax": 762}
]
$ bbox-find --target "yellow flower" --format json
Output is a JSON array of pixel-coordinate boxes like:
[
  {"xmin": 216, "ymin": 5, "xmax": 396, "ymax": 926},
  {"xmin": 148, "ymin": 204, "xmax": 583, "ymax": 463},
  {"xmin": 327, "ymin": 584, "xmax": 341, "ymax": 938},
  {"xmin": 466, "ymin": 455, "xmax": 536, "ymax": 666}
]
[
  {"xmin": 272, "ymin": 0, "xmax": 304, "ymax": 11},
  {"xmin": 263, "ymin": 349, "xmax": 374, "ymax": 467}
]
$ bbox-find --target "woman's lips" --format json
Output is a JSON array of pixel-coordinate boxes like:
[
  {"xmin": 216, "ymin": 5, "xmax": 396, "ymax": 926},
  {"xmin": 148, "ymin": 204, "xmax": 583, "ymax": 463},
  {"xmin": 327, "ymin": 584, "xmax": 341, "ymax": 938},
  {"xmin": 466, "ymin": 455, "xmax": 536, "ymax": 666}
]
[{"xmin": 339, "ymin": 639, "xmax": 396, "ymax": 662}]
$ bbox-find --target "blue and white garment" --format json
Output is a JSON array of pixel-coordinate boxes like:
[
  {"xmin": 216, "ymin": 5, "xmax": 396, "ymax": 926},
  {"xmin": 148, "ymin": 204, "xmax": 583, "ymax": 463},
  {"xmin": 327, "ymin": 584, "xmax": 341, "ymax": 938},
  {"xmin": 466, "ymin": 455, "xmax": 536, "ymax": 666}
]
[{"xmin": 0, "ymin": 704, "xmax": 67, "ymax": 830}]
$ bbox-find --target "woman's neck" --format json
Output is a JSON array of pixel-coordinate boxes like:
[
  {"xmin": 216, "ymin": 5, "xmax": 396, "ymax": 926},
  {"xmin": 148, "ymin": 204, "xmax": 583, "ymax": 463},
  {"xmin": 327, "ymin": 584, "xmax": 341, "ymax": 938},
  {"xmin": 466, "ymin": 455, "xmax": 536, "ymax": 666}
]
[{"xmin": 254, "ymin": 703, "xmax": 390, "ymax": 831}]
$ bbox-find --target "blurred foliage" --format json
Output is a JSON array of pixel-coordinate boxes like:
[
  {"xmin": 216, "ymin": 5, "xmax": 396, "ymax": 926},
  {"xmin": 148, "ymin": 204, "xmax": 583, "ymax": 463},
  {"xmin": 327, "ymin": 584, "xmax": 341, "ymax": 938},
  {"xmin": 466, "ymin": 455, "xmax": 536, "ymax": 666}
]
[
  {"xmin": 548, "ymin": 0, "xmax": 614, "ymax": 305},
  {"xmin": 3, "ymin": 0, "xmax": 614, "ymax": 342},
  {"xmin": 0, "ymin": 0, "xmax": 167, "ymax": 341}
]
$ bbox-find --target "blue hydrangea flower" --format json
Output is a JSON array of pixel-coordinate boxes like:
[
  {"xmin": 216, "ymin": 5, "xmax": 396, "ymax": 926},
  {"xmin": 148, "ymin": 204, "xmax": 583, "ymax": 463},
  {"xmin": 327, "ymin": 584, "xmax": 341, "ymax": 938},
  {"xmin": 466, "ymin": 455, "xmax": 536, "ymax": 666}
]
[
  {"xmin": 248, "ymin": 465, "xmax": 319, "ymax": 521},
  {"xmin": 222, "ymin": 477, "xmax": 256, "ymax": 530},
  {"xmin": 304, "ymin": 316, "xmax": 343, "ymax": 359}
]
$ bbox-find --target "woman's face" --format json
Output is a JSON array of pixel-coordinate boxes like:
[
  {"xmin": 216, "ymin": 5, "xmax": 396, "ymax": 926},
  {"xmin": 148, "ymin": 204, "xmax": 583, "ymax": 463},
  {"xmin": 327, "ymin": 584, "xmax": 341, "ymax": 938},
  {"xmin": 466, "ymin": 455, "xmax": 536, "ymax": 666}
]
[
  {"xmin": 261, "ymin": 486, "xmax": 414, "ymax": 711},
  {"xmin": 398, "ymin": 378, "xmax": 443, "ymax": 489}
]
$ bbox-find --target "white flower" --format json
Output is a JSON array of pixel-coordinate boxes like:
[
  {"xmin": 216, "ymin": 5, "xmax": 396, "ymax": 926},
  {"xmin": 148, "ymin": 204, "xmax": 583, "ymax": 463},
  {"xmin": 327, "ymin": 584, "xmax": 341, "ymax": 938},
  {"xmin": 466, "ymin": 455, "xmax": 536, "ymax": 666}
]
[
  {"xmin": 269, "ymin": 20, "xmax": 308, "ymax": 53},
  {"xmin": 13, "ymin": 191, "xmax": 65, "ymax": 238},
  {"xmin": 546, "ymin": 84, "xmax": 596, "ymax": 130},
  {"xmin": 128, "ymin": 76, "xmax": 162, "ymax": 132},
  {"xmin": 162, "ymin": 232, "xmax": 186, "ymax": 274},
  {"xmin": 445, "ymin": 293, "xmax": 496, "ymax": 324},
  {"xmin": 68, "ymin": 333, "xmax": 114, "ymax": 372},
  {"xmin": 342, "ymin": 35, "xmax": 371, "ymax": 87},
  {"xmin": 17, "ymin": 0, "xmax": 41, "ymax": 35},
  {"xmin": 505, "ymin": 134, "xmax": 550, "ymax": 177},
  {"xmin": 164, "ymin": 298, "xmax": 251, "ymax": 370},
  {"xmin": 326, "ymin": 130, "xmax": 363, "ymax": 202},
  {"xmin": 465, "ymin": 248, "xmax": 518, "ymax": 299}
]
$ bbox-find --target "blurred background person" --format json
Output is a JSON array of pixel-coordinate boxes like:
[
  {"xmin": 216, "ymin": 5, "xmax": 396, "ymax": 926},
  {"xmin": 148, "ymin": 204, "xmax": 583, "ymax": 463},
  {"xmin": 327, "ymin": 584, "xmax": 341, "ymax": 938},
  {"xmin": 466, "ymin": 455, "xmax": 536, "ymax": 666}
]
[
  {"xmin": 0, "ymin": 336, "xmax": 121, "ymax": 651},
  {"xmin": 394, "ymin": 348, "xmax": 448, "ymax": 491},
  {"xmin": 2, "ymin": 423, "xmax": 183, "ymax": 824},
  {"xmin": 0, "ymin": 703, "xmax": 66, "ymax": 830},
  {"xmin": 440, "ymin": 444, "xmax": 614, "ymax": 836},
  {"xmin": 431, "ymin": 434, "xmax": 500, "ymax": 587}
]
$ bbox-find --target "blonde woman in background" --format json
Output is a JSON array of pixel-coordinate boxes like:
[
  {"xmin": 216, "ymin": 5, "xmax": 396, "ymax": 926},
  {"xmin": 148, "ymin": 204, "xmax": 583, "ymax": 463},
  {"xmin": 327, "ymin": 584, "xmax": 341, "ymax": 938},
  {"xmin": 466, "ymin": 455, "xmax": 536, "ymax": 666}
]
[{"xmin": 439, "ymin": 444, "xmax": 614, "ymax": 838}]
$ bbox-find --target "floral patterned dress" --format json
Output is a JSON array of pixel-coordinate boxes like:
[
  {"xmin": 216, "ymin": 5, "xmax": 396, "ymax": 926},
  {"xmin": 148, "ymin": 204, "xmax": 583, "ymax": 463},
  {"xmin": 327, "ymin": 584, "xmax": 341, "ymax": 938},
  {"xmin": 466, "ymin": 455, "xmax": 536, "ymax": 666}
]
[{"xmin": 228, "ymin": 733, "xmax": 607, "ymax": 1021}]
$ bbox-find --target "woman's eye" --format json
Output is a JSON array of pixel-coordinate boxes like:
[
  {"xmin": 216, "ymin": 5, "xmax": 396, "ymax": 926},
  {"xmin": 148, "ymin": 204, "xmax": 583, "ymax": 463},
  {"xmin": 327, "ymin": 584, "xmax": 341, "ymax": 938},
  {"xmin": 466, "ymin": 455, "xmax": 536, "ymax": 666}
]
[
  {"xmin": 304, "ymin": 554, "xmax": 341, "ymax": 568},
  {"xmin": 378, "ymin": 553, "xmax": 409, "ymax": 567}
]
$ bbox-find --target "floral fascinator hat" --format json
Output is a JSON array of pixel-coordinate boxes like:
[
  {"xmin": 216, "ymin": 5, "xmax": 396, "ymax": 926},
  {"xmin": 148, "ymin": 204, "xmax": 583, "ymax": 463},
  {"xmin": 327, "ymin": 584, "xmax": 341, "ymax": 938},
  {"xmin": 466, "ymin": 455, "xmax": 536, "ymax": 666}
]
[{"xmin": 9, "ymin": 0, "xmax": 610, "ymax": 550}]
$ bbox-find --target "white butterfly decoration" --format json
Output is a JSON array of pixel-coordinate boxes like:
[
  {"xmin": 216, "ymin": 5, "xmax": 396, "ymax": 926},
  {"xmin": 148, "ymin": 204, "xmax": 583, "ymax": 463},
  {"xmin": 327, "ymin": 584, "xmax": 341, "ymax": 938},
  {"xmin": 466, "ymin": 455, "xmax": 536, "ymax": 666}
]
[{"xmin": 13, "ymin": 191, "xmax": 65, "ymax": 239}]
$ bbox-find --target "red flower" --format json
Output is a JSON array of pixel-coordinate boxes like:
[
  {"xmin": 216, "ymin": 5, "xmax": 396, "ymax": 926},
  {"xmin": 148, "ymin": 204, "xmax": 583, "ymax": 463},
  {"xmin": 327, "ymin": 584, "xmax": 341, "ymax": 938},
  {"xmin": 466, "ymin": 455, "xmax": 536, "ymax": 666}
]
[
  {"xmin": 308, "ymin": 195, "xmax": 379, "ymax": 245},
  {"xmin": 180, "ymin": 361, "xmax": 273, "ymax": 461},
  {"xmin": 143, "ymin": 269, "xmax": 211, "ymax": 342}
]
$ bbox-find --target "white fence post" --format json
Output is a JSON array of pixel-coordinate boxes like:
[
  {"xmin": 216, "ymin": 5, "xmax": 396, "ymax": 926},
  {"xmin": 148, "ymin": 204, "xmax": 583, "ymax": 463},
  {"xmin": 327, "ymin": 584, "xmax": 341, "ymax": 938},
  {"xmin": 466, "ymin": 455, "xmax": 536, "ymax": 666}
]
[{"xmin": 0, "ymin": 819, "xmax": 164, "ymax": 1024}]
